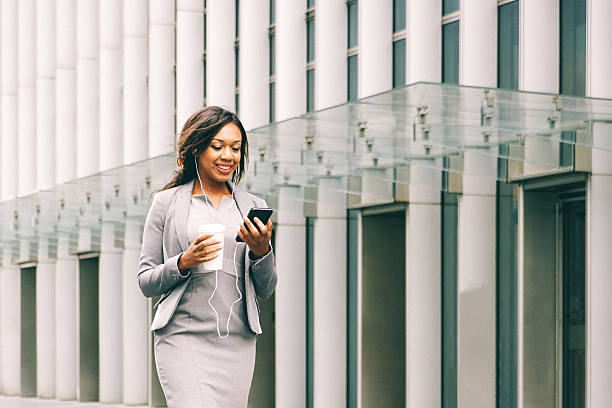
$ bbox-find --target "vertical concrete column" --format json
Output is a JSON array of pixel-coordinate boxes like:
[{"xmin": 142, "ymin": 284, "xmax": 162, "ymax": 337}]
[
  {"xmin": 207, "ymin": 0, "xmax": 235, "ymax": 111},
  {"xmin": 588, "ymin": 0, "xmax": 612, "ymax": 99},
  {"xmin": 76, "ymin": 0, "xmax": 99, "ymax": 178},
  {"xmin": 123, "ymin": 0, "xmax": 148, "ymax": 164},
  {"xmin": 459, "ymin": 0, "xmax": 497, "ymax": 87},
  {"xmin": 98, "ymin": 222, "xmax": 123, "ymax": 402},
  {"xmin": 406, "ymin": 1, "xmax": 441, "ymax": 83},
  {"xmin": 587, "ymin": 122, "xmax": 612, "ymax": 407},
  {"xmin": 276, "ymin": 0, "xmax": 305, "ymax": 121},
  {"xmin": 99, "ymin": 0, "xmax": 123, "ymax": 171},
  {"xmin": 315, "ymin": 0, "xmax": 346, "ymax": 109},
  {"xmin": 55, "ymin": 232, "xmax": 78, "ymax": 399},
  {"xmin": 312, "ymin": 178, "xmax": 347, "ymax": 407},
  {"xmin": 36, "ymin": 238, "xmax": 56, "ymax": 398},
  {"xmin": 148, "ymin": 0, "xmax": 175, "ymax": 157},
  {"xmin": 274, "ymin": 186, "xmax": 306, "ymax": 408},
  {"xmin": 358, "ymin": 0, "xmax": 392, "ymax": 98},
  {"xmin": 1, "ymin": 0, "xmax": 18, "ymax": 200},
  {"xmin": 55, "ymin": 0, "xmax": 77, "ymax": 184},
  {"xmin": 122, "ymin": 220, "xmax": 148, "ymax": 405},
  {"xmin": 239, "ymin": 0, "xmax": 268, "ymax": 129},
  {"xmin": 18, "ymin": 0, "xmax": 37, "ymax": 196},
  {"xmin": 1, "ymin": 248, "xmax": 20, "ymax": 395},
  {"xmin": 457, "ymin": 150, "xmax": 497, "ymax": 408},
  {"xmin": 520, "ymin": 0, "xmax": 559, "ymax": 93},
  {"xmin": 37, "ymin": 0, "xmax": 57, "ymax": 191},
  {"xmin": 176, "ymin": 0, "xmax": 203, "ymax": 129},
  {"xmin": 405, "ymin": 164, "xmax": 441, "ymax": 406}
]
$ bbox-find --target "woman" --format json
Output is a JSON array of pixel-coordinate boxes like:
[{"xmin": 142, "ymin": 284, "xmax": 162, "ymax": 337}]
[{"xmin": 138, "ymin": 106, "xmax": 277, "ymax": 407}]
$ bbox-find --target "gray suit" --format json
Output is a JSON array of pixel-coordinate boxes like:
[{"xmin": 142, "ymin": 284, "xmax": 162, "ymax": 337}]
[{"xmin": 138, "ymin": 179, "xmax": 276, "ymax": 334}]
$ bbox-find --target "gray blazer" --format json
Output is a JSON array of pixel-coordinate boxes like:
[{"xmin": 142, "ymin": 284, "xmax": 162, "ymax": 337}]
[{"xmin": 138, "ymin": 179, "xmax": 277, "ymax": 334}]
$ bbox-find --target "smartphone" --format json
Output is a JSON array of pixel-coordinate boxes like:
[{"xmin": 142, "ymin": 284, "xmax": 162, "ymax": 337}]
[{"xmin": 236, "ymin": 207, "xmax": 274, "ymax": 242}]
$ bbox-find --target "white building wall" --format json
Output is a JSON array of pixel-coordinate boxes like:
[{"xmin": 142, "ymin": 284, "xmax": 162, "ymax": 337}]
[
  {"xmin": 315, "ymin": 0, "xmax": 346, "ymax": 109},
  {"xmin": 206, "ymin": 0, "xmax": 235, "ymax": 111},
  {"xmin": 358, "ymin": 0, "xmax": 392, "ymax": 98},
  {"xmin": 1, "ymin": 0, "xmax": 18, "ymax": 200},
  {"xmin": 406, "ymin": 1, "xmax": 441, "ymax": 83},
  {"xmin": 1, "ymin": 249, "xmax": 20, "ymax": 396}
]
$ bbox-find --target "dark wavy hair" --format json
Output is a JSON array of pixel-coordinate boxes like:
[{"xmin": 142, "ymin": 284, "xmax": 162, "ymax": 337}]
[{"xmin": 160, "ymin": 106, "xmax": 249, "ymax": 191}]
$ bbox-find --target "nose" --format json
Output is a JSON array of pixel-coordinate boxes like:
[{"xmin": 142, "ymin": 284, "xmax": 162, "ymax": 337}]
[{"xmin": 220, "ymin": 147, "xmax": 233, "ymax": 160}]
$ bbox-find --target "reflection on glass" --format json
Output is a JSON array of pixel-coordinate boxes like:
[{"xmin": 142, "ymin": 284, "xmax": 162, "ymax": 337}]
[
  {"xmin": 348, "ymin": 55, "xmax": 358, "ymax": 101},
  {"xmin": 560, "ymin": 0, "xmax": 586, "ymax": 97},
  {"xmin": 442, "ymin": 21, "xmax": 459, "ymax": 85},
  {"xmin": 498, "ymin": 1, "xmax": 519, "ymax": 90},
  {"xmin": 393, "ymin": 39, "xmax": 406, "ymax": 89}
]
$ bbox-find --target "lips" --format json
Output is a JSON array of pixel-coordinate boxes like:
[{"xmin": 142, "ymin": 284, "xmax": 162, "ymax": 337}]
[{"xmin": 215, "ymin": 163, "xmax": 233, "ymax": 175}]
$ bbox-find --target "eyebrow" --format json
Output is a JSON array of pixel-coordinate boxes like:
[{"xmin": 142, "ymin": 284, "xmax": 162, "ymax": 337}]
[{"xmin": 211, "ymin": 138, "xmax": 241, "ymax": 144}]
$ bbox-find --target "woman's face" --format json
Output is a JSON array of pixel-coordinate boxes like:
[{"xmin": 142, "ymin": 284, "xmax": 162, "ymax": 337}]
[{"xmin": 196, "ymin": 123, "xmax": 242, "ymax": 185}]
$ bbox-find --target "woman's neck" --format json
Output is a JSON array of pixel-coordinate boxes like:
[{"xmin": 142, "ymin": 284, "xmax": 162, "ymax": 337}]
[{"xmin": 193, "ymin": 176, "xmax": 229, "ymax": 197}]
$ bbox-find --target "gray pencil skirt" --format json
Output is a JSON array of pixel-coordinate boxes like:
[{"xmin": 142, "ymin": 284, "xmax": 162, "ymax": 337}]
[{"xmin": 154, "ymin": 271, "xmax": 257, "ymax": 408}]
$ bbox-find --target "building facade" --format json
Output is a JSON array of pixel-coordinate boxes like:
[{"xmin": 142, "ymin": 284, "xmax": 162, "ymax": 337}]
[{"xmin": 0, "ymin": 0, "xmax": 611, "ymax": 407}]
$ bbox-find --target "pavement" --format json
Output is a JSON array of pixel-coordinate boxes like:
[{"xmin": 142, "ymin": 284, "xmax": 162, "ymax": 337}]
[{"xmin": 0, "ymin": 396, "xmax": 149, "ymax": 407}]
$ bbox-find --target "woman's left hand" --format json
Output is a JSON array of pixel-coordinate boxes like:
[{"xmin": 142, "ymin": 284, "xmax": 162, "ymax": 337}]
[{"xmin": 238, "ymin": 217, "xmax": 272, "ymax": 258}]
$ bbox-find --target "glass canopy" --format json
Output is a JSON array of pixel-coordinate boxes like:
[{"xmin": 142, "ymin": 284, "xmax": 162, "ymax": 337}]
[{"xmin": 1, "ymin": 82, "xmax": 611, "ymax": 261}]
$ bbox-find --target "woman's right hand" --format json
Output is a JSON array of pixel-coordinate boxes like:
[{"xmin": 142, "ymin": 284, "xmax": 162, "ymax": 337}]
[{"xmin": 177, "ymin": 233, "xmax": 222, "ymax": 272}]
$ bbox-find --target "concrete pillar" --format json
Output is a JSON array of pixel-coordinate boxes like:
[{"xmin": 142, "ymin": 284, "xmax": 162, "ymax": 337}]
[
  {"xmin": 18, "ymin": 0, "xmax": 37, "ymax": 196},
  {"xmin": 276, "ymin": 0, "xmax": 305, "ymax": 121},
  {"xmin": 122, "ymin": 221, "xmax": 148, "ymax": 405},
  {"xmin": 457, "ymin": 150, "xmax": 497, "ymax": 408},
  {"xmin": 37, "ymin": 0, "xmax": 57, "ymax": 191},
  {"xmin": 98, "ymin": 222, "xmax": 123, "ymax": 402},
  {"xmin": 588, "ymin": 0, "xmax": 612, "ymax": 99},
  {"xmin": 176, "ymin": 0, "xmax": 203, "ymax": 129},
  {"xmin": 55, "ymin": 232, "xmax": 78, "ymax": 399},
  {"xmin": 405, "ymin": 164, "xmax": 441, "ymax": 406},
  {"xmin": 99, "ymin": 0, "xmax": 123, "ymax": 171},
  {"xmin": 148, "ymin": 0, "xmax": 175, "ymax": 157},
  {"xmin": 207, "ymin": 0, "xmax": 235, "ymax": 111},
  {"xmin": 406, "ymin": 1, "xmax": 441, "ymax": 83},
  {"xmin": 358, "ymin": 0, "xmax": 392, "ymax": 98},
  {"xmin": 36, "ymin": 239, "xmax": 56, "ymax": 398},
  {"xmin": 123, "ymin": 0, "xmax": 148, "ymax": 164},
  {"xmin": 56, "ymin": 0, "xmax": 77, "ymax": 184},
  {"xmin": 274, "ymin": 186, "xmax": 307, "ymax": 408},
  {"xmin": 312, "ymin": 178, "xmax": 347, "ymax": 407},
  {"xmin": 459, "ymin": 0, "xmax": 497, "ymax": 87},
  {"xmin": 315, "ymin": 0, "xmax": 346, "ymax": 109},
  {"xmin": 1, "ymin": 0, "xmax": 18, "ymax": 200},
  {"xmin": 1, "ymin": 247, "xmax": 20, "ymax": 395},
  {"xmin": 76, "ymin": 0, "xmax": 99, "ymax": 178},
  {"xmin": 239, "ymin": 0, "xmax": 268, "ymax": 129},
  {"xmin": 587, "ymin": 122, "xmax": 612, "ymax": 407},
  {"xmin": 520, "ymin": 0, "xmax": 559, "ymax": 93}
]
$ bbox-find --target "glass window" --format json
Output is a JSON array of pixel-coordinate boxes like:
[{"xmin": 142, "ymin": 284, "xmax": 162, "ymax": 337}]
[
  {"xmin": 235, "ymin": 93, "xmax": 239, "ymax": 114},
  {"xmin": 393, "ymin": 0, "xmax": 406, "ymax": 32},
  {"xmin": 348, "ymin": 55, "xmax": 358, "ymax": 101},
  {"xmin": 307, "ymin": 0, "xmax": 314, "ymax": 9},
  {"xmin": 307, "ymin": 19, "xmax": 315, "ymax": 63},
  {"xmin": 560, "ymin": 0, "xmax": 586, "ymax": 97},
  {"xmin": 443, "ymin": 0, "xmax": 459, "ymax": 15},
  {"xmin": 269, "ymin": 82, "xmax": 275, "ymax": 123},
  {"xmin": 307, "ymin": 68, "xmax": 315, "ymax": 112},
  {"xmin": 306, "ymin": 217, "xmax": 315, "ymax": 408},
  {"xmin": 498, "ymin": 1, "xmax": 519, "ymax": 90},
  {"xmin": 393, "ymin": 39, "xmax": 406, "ymax": 88},
  {"xmin": 348, "ymin": 1, "xmax": 358, "ymax": 49},
  {"xmin": 442, "ymin": 21, "xmax": 459, "ymax": 84},
  {"xmin": 235, "ymin": 47, "xmax": 239, "ymax": 87},
  {"xmin": 269, "ymin": 35, "xmax": 275, "ymax": 76},
  {"xmin": 270, "ymin": 0, "xmax": 275, "ymax": 25}
]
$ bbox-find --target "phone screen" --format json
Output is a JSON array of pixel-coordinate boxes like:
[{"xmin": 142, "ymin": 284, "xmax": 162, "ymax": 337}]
[{"xmin": 236, "ymin": 207, "xmax": 273, "ymax": 242}]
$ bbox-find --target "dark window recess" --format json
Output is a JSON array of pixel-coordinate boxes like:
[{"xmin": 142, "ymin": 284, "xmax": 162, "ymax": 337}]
[{"xmin": 442, "ymin": 21, "xmax": 459, "ymax": 85}]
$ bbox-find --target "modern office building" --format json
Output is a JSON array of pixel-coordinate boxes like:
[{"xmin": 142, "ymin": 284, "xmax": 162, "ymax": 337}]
[{"xmin": 0, "ymin": 0, "xmax": 611, "ymax": 407}]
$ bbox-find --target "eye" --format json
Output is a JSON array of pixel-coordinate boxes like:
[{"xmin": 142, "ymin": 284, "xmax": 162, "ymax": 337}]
[
  {"xmin": 211, "ymin": 145, "xmax": 222, "ymax": 150},
  {"xmin": 232, "ymin": 146, "xmax": 241, "ymax": 152}
]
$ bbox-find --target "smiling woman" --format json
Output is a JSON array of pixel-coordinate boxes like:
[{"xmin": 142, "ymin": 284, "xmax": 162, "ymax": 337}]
[{"xmin": 138, "ymin": 106, "xmax": 277, "ymax": 407}]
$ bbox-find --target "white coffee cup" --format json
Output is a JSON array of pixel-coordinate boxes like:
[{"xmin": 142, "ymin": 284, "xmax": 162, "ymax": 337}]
[{"xmin": 198, "ymin": 223, "xmax": 225, "ymax": 270}]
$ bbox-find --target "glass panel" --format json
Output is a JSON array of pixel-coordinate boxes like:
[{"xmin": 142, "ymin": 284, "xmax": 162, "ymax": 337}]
[
  {"xmin": 348, "ymin": 1, "xmax": 358, "ymax": 49},
  {"xmin": 442, "ymin": 193, "xmax": 458, "ymax": 408},
  {"xmin": 306, "ymin": 218, "xmax": 315, "ymax": 408},
  {"xmin": 496, "ymin": 181, "xmax": 518, "ymax": 408},
  {"xmin": 307, "ymin": 19, "xmax": 315, "ymax": 63},
  {"xmin": 235, "ymin": 47, "xmax": 239, "ymax": 87},
  {"xmin": 442, "ymin": 22, "xmax": 459, "ymax": 85},
  {"xmin": 235, "ymin": 93, "xmax": 239, "ymax": 114},
  {"xmin": 269, "ymin": 82, "xmax": 275, "ymax": 123},
  {"xmin": 347, "ymin": 209, "xmax": 359, "ymax": 408},
  {"xmin": 235, "ymin": 0, "xmax": 239, "ymax": 38},
  {"xmin": 393, "ymin": 39, "xmax": 406, "ymax": 88},
  {"xmin": 562, "ymin": 200, "xmax": 586, "ymax": 408},
  {"xmin": 307, "ymin": 68, "xmax": 315, "ymax": 112},
  {"xmin": 443, "ymin": 0, "xmax": 459, "ymax": 16},
  {"xmin": 348, "ymin": 54, "xmax": 358, "ymax": 101},
  {"xmin": 307, "ymin": 0, "xmax": 314, "ymax": 9},
  {"xmin": 269, "ymin": 34, "xmax": 275, "ymax": 76},
  {"xmin": 560, "ymin": 0, "xmax": 586, "ymax": 97},
  {"xmin": 498, "ymin": 1, "xmax": 519, "ymax": 90},
  {"xmin": 393, "ymin": 0, "xmax": 406, "ymax": 32},
  {"xmin": 270, "ymin": 0, "xmax": 275, "ymax": 25},
  {"xmin": 20, "ymin": 266, "xmax": 37, "ymax": 397}
]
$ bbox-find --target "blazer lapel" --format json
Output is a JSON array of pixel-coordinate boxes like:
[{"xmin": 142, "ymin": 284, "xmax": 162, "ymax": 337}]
[
  {"xmin": 173, "ymin": 180, "xmax": 193, "ymax": 252},
  {"xmin": 229, "ymin": 182, "xmax": 254, "ymax": 219}
]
